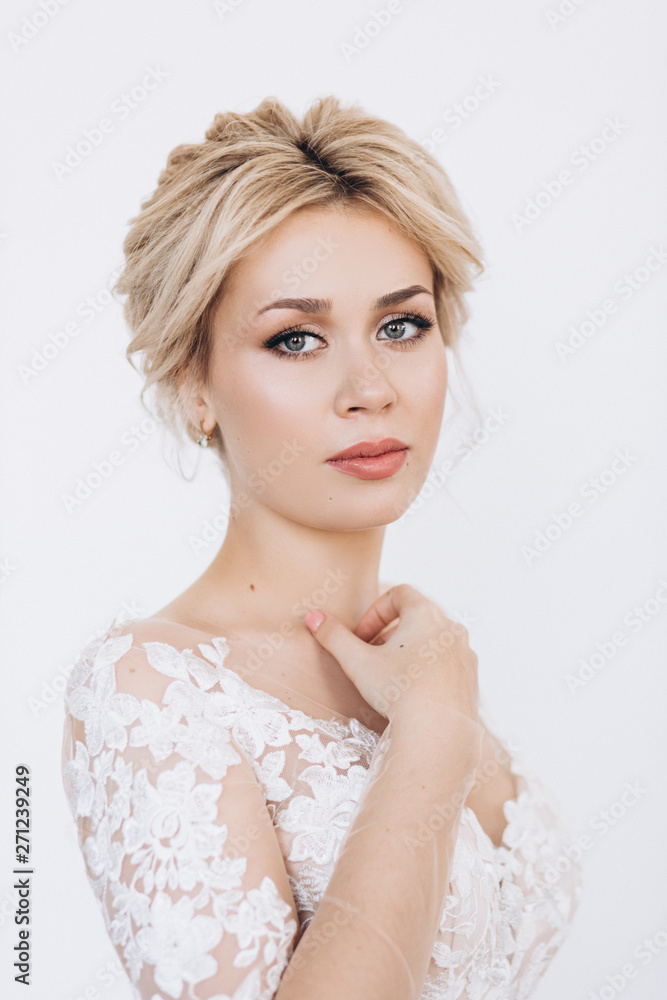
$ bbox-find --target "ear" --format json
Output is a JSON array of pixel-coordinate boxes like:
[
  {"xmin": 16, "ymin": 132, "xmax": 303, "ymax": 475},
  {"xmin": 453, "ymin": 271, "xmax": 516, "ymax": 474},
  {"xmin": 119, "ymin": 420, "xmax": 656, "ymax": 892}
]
[{"xmin": 176, "ymin": 370, "xmax": 216, "ymax": 435}]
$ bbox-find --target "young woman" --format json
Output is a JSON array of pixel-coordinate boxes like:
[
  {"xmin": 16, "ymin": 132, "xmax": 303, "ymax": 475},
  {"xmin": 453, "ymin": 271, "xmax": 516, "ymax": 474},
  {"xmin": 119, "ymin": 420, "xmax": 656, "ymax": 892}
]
[{"xmin": 61, "ymin": 95, "xmax": 582, "ymax": 1000}]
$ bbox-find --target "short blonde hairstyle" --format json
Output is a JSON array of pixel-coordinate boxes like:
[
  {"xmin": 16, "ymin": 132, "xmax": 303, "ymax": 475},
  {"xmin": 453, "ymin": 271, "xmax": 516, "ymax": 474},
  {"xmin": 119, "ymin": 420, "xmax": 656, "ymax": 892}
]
[{"xmin": 114, "ymin": 95, "xmax": 484, "ymax": 472}]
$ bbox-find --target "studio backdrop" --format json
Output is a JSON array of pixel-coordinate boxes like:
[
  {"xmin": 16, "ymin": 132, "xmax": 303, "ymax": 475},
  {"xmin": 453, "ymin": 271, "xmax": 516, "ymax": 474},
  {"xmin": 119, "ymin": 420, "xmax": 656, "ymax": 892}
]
[{"xmin": 1, "ymin": 2, "xmax": 666, "ymax": 999}]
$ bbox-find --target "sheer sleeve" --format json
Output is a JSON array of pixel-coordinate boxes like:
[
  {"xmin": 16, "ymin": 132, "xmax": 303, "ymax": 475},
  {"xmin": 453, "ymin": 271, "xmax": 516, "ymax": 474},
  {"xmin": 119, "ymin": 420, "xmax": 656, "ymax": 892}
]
[{"xmin": 61, "ymin": 626, "xmax": 300, "ymax": 1000}]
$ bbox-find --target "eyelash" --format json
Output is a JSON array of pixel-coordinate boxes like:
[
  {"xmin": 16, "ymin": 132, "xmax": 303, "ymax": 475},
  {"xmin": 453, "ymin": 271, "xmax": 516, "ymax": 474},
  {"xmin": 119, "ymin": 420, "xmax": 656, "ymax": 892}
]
[{"xmin": 262, "ymin": 310, "xmax": 437, "ymax": 361}]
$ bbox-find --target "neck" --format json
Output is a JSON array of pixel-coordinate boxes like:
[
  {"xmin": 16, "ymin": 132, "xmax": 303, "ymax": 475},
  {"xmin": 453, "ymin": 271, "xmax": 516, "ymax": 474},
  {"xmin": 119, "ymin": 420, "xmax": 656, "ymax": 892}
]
[{"xmin": 187, "ymin": 500, "xmax": 387, "ymax": 640}]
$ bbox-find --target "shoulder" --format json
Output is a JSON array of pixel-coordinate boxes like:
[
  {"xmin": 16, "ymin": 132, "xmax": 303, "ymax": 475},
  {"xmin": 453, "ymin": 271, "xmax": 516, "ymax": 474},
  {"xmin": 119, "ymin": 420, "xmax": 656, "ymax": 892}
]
[
  {"xmin": 63, "ymin": 612, "xmax": 242, "ymax": 770},
  {"xmin": 67, "ymin": 612, "xmax": 227, "ymax": 707}
]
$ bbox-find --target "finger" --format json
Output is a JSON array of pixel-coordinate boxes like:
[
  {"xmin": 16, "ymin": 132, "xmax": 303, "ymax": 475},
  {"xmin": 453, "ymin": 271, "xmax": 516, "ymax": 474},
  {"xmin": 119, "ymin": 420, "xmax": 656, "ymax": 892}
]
[
  {"xmin": 369, "ymin": 621, "xmax": 401, "ymax": 645},
  {"xmin": 304, "ymin": 609, "xmax": 375, "ymax": 667},
  {"xmin": 352, "ymin": 585, "xmax": 418, "ymax": 642},
  {"xmin": 353, "ymin": 590, "xmax": 402, "ymax": 641}
]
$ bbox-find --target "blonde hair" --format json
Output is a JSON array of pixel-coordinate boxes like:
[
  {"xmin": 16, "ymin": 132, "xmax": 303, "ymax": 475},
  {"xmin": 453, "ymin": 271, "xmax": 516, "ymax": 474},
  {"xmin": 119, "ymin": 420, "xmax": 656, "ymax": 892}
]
[{"xmin": 114, "ymin": 95, "xmax": 485, "ymax": 474}]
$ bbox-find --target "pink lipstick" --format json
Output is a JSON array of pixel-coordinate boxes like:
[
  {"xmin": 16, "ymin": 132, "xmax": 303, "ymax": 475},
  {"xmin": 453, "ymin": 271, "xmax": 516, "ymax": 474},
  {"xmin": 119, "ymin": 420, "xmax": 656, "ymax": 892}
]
[{"xmin": 326, "ymin": 438, "xmax": 409, "ymax": 481}]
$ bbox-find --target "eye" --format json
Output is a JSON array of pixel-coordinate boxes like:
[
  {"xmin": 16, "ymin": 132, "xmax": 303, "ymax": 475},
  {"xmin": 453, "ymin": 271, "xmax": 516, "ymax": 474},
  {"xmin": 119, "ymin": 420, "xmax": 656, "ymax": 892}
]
[
  {"xmin": 377, "ymin": 311, "xmax": 435, "ymax": 346},
  {"xmin": 263, "ymin": 329, "xmax": 324, "ymax": 360},
  {"xmin": 262, "ymin": 309, "xmax": 436, "ymax": 361}
]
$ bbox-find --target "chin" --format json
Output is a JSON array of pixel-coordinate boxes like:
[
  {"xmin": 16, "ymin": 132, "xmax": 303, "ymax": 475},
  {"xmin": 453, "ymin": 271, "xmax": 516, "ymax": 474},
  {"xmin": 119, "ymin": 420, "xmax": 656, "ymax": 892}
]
[{"xmin": 329, "ymin": 490, "xmax": 422, "ymax": 530}]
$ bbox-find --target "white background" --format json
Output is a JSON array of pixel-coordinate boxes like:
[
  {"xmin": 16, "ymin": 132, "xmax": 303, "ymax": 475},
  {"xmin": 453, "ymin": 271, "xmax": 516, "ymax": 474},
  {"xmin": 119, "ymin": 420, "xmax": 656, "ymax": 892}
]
[{"xmin": 1, "ymin": 1, "xmax": 666, "ymax": 998}]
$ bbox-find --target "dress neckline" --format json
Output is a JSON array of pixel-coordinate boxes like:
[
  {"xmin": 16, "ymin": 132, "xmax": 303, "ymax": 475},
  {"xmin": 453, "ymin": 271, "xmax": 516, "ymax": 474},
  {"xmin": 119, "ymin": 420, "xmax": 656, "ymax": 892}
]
[
  {"xmin": 101, "ymin": 613, "xmax": 523, "ymax": 853},
  {"xmin": 106, "ymin": 613, "xmax": 381, "ymax": 738}
]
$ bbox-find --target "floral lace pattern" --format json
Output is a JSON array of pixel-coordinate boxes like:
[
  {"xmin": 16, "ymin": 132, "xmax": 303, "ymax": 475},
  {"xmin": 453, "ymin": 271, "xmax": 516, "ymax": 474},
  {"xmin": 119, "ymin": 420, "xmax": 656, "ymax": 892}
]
[{"xmin": 61, "ymin": 614, "xmax": 582, "ymax": 999}]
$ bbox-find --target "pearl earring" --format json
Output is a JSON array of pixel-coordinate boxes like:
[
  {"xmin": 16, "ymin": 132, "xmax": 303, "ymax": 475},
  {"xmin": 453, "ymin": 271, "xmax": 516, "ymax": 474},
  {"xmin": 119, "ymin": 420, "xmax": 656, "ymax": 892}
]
[{"xmin": 196, "ymin": 418, "xmax": 214, "ymax": 448}]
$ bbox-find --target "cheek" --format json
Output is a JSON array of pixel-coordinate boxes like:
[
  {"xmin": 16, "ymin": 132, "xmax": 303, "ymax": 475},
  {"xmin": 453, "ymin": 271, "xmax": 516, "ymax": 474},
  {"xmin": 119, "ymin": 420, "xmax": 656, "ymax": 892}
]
[
  {"xmin": 214, "ymin": 362, "xmax": 321, "ymax": 470},
  {"xmin": 423, "ymin": 350, "xmax": 447, "ymax": 393},
  {"xmin": 403, "ymin": 350, "xmax": 448, "ymax": 423}
]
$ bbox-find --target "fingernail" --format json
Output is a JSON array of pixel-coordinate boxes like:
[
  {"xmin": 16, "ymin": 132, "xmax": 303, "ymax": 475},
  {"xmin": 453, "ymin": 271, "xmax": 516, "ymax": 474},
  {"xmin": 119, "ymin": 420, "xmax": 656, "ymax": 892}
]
[{"xmin": 304, "ymin": 610, "xmax": 325, "ymax": 632}]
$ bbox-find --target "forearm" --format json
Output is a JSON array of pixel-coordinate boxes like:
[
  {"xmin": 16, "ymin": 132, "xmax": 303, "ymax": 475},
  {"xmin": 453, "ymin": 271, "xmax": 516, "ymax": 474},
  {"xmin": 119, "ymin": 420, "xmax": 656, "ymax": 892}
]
[{"xmin": 275, "ymin": 703, "xmax": 483, "ymax": 1000}]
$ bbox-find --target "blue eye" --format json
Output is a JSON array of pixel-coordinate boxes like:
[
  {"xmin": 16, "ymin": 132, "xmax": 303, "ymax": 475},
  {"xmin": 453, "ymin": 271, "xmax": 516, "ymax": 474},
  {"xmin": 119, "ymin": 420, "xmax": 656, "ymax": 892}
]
[
  {"xmin": 267, "ymin": 330, "xmax": 323, "ymax": 359},
  {"xmin": 263, "ymin": 311, "xmax": 436, "ymax": 361},
  {"xmin": 376, "ymin": 315, "xmax": 434, "ymax": 346}
]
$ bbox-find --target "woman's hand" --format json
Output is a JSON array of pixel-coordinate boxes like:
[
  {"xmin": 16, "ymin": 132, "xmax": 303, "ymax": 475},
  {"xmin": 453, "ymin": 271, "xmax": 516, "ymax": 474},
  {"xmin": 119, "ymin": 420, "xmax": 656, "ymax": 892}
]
[{"xmin": 303, "ymin": 583, "xmax": 479, "ymax": 727}]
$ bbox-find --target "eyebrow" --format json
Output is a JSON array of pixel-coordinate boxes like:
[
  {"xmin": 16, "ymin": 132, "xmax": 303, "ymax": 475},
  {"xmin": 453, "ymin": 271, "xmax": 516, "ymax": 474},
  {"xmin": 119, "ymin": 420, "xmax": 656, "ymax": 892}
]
[{"xmin": 253, "ymin": 284, "xmax": 433, "ymax": 318}]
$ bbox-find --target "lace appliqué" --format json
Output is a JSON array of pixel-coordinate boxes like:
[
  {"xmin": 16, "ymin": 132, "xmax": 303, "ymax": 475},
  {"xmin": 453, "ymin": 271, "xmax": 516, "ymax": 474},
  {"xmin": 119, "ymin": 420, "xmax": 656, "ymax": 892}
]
[{"xmin": 62, "ymin": 615, "xmax": 582, "ymax": 1000}]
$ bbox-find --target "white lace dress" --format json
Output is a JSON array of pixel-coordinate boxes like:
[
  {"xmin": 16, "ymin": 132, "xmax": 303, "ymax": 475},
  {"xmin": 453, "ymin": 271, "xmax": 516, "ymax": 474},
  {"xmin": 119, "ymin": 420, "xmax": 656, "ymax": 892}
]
[{"xmin": 61, "ymin": 613, "xmax": 583, "ymax": 1000}]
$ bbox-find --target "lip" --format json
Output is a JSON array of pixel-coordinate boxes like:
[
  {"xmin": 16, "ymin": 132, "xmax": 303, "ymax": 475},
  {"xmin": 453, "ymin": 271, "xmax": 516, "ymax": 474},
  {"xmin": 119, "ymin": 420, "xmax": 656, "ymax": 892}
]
[
  {"xmin": 326, "ymin": 438, "xmax": 409, "ymax": 481},
  {"xmin": 327, "ymin": 438, "xmax": 408, "ymax": 461}
]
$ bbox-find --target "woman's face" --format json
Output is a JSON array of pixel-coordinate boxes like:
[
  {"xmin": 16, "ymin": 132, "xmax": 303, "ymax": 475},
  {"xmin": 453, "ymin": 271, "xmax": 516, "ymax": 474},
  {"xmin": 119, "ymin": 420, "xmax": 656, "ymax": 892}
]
[{"xmin": 199, "ymin": 202, "xmax": 448, "ymax": 530}]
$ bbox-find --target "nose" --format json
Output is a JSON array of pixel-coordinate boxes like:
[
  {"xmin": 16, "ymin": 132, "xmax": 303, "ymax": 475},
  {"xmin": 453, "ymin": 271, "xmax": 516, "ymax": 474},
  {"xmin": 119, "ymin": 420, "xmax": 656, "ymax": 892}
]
[{"xmin": 333, "ymin": 343, "xmax": 398, "ymax": 415}]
